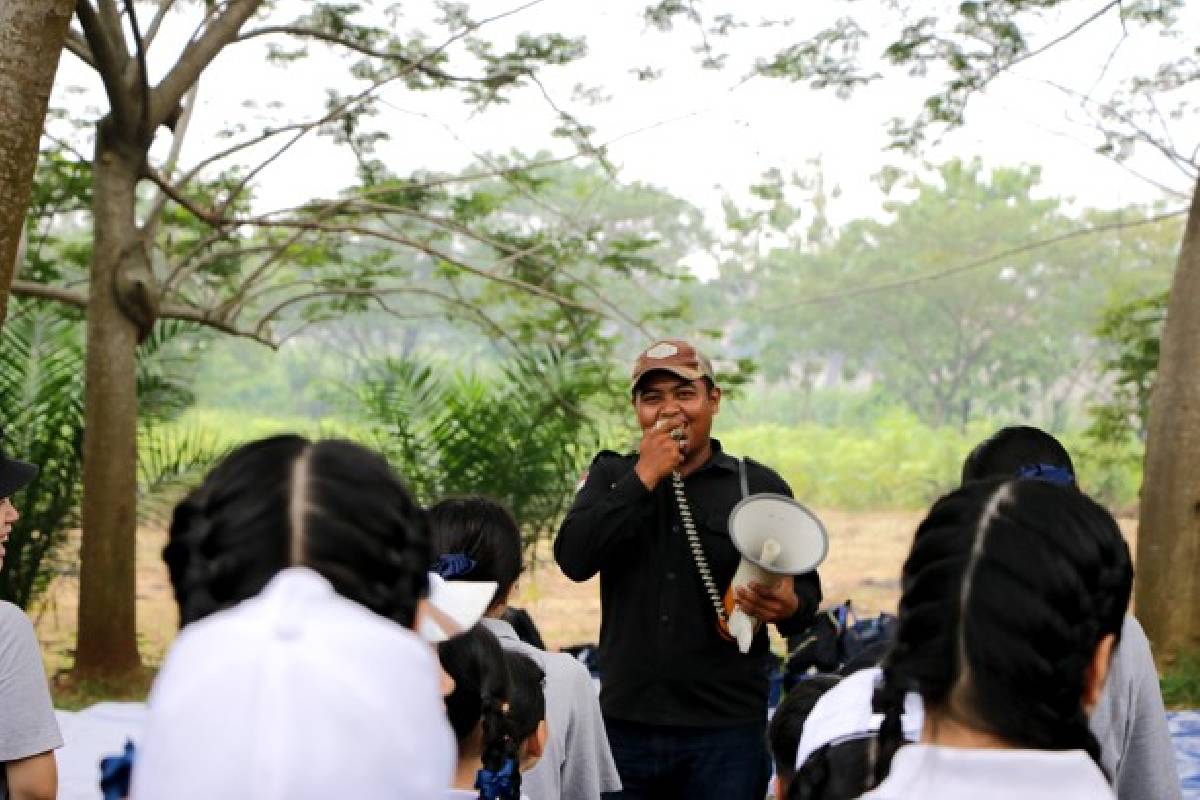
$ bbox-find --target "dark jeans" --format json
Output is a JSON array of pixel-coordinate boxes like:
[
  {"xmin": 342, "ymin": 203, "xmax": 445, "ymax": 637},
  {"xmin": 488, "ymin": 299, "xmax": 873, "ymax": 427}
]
[{"xmin": 604, "ymin": 717, "xmax": 771, "ymax": 800}]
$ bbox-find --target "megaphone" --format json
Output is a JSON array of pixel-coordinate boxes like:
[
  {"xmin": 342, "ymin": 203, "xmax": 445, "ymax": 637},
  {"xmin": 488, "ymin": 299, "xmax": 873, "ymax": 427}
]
[{"xmin": 724, "ymin": 494, "xmax": 829, "ymax": 653}]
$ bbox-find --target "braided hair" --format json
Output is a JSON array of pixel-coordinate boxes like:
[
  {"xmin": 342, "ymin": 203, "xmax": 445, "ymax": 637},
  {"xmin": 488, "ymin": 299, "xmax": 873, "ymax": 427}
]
[
  {"xmin": 428, "ymin": 496, "xmax": 524, "ymax": 610},
  {"xmin": 868, "ymin": 478, "xmax": 1132, "ymax": 790},
  {"xmin": 164, "ymin": 435, "xmax": 431, "ymax": 628},
  {"xmin": 438, "ymin": 626, "xmax": 529, "ymax": 800}
]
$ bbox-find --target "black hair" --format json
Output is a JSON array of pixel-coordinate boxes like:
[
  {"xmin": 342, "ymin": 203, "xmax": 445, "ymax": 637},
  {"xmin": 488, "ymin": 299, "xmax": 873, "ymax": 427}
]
[
  {"xmin": 503, "ymin": 650, "xmax": 547, "ymax": 748},
  {"xmin": 439, "ymin": 628, "xmax": 544, "ymax": 800},
  {"xmin": 868, "ymin": 479, "xmax": 1132, "ymax": 790},
  {"xmin": 768, "ymin": 675, "xmax": 842, "ymax": 785},
  {"xmin": 164, "ymin": 435, "xmax": 430, "ymax": 628},
  {"xmin": 439, "ymin": 625, "xmax": 511, "ymax": 748},
  {"xmin": 428, "ymin": 496, "xmax": 523, "ymax": 609},
  {"xmin": 960, "ymin": 425, "xmax": 1075, "ymax": 486},
  {"xmin": 789, "ymin": 738, "xmax": 872, "ymax": 800}
]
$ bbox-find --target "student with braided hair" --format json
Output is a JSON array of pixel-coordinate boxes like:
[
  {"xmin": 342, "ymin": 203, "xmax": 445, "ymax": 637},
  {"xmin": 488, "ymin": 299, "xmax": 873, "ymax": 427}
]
[
  {"xmin": 131, "ymin": 435, "xmax": 460, "ymax": 800},
  {"xmin": 861, "ymin": 478, "xmax": 1133, "ymax": 799},
  {"xmin": 961, "ymin": 425, "xmax": 1181, "ymax": 800},
  {"xmin": 430, "ymin": 496, "xmax": 621, "ymax": 800},
  {"xmin": 441, "ymin": 626, "xmax": 548, "ymax": 800}
]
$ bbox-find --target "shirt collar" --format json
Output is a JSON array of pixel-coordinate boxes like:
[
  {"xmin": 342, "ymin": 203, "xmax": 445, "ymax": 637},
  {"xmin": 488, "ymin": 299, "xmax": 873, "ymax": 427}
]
[
  {"xmin": 478, "ymin": 615, "xmax": 520, "ymax": 643},
  {"xmin": 696, "ymin": 438, "xmax": 739, "ymax": 474}
]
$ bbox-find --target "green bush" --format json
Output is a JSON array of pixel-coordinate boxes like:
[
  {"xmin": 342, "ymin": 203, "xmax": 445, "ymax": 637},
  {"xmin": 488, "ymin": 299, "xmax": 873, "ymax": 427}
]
[
  {"xmin": 718, "ymin": 411, "xmax": 1141, "ymax": 510},
  {"xmin": 0, "ymin": 303, "xmax": 222, "ymax": 609},
  {"xmin": 356, "ymin": 352, "xmax": 607, "ymax": 544}
]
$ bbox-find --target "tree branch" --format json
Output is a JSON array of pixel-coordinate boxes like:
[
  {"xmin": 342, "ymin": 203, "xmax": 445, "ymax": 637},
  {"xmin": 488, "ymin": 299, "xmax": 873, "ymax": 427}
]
[
  {"xmin": 11, "ymin": 280, "xmax": 88, "ymax": 308},
  {"xmin": 12, "ymin": 278, "xmax": 275, "ymax": 345},
  {"xmin": 150, "ymin": 0, "xmax": 261, "ymax": 129},
  {"xmin": 143, "ymin": 0, "xmax": 179, "ymax": 49},
  {"xmin": 235, "ymin": 26, "xmax": 490, "ymax": 84},
  {"xmin": 143, "ymin": 82, "xmax": 201, "ymax": 243},
  {"xmin": 64, "ymin": 27, "xmax": 99, "ymax": 70},
  {"xmin": 75, "ymin": 0, "xmax": 135, "ymax": 129},
  {"xmin": 124, "ymin": 0, "xmax": 152, "ymax": 140}
]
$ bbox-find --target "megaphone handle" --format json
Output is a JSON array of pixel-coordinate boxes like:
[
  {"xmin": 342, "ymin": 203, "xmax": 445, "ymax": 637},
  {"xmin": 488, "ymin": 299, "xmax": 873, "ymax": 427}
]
[{"xmin": 671, "ymin": 471, "xmax": 730, "ymax": 635}]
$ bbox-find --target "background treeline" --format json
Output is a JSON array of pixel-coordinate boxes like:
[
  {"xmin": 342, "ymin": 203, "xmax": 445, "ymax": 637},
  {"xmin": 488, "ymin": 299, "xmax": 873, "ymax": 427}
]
[{"xmin": 2, "ymin": 153, "xmax": 1173, "ymax": 610}]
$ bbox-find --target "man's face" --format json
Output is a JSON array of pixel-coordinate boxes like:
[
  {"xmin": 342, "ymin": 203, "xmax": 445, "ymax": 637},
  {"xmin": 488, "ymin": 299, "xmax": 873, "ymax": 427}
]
[{"xmin": 633, "ymin": 372, "xmax": 721, "ymax": 454}]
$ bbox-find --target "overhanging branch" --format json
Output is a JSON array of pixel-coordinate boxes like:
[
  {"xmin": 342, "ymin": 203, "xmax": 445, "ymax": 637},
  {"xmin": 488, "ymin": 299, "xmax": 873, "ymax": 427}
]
[
  {"xmin": 235, "ymin": 26, "xmax": 492, "ymax": 84},
  {"xmin": 150, "ymin": 0, "xmax": 261, "ymax": 129}
]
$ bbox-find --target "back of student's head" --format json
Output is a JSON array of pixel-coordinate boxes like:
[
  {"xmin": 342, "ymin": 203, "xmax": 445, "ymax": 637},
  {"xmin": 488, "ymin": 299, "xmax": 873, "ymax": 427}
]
[
  {"xmin": 769, "ymin": 676, "xmax": 841, "ymax": 789},
  {"xmin": 440, "ymin": 625, "xmax": 510, "ymax": 747},
  {"xmin": 960, "ymin": 425, "xmax": 1075, "ymax": 486},
  {"xmin": 439, "ymin": 627, "xmax": 545, "ymax": 800},
  {"xmin": 164, "ymin": 435, "xmax": 430, "ymax": 628},
  {"xmin": 504, "ymin": 650, "xmax": 546, "ymax": 744},
  {"xmin": 788, "ymin": 738, "xmax": 873, "ymax": 800},
  {"xmin": 428, "ymin": 496, "xmax": 523, "ymax": 608},
  {"xmin": 870, "ymin": 478, "xmax": 1132, "ymax": 789}
]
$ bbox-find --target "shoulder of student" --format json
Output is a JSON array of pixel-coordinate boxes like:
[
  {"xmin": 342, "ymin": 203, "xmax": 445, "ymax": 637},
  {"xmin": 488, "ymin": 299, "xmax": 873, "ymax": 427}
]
[{"xmin": 0, "ymin": 600, "xmax": 36, "ymax": 645}]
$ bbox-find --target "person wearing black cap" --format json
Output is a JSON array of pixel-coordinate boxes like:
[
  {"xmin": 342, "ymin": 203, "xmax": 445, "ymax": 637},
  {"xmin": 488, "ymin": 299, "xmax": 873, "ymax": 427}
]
[
  {"xmin": 961, "ymin": 425, "xmax": 1181, "ymax": 800},
  {"xmin": 555, "ymin": 339, "xmax": 822, "ymax": 800},
  {"xmin": 0, "ymin": 436, "xmax": 61, "ymax": 800}
]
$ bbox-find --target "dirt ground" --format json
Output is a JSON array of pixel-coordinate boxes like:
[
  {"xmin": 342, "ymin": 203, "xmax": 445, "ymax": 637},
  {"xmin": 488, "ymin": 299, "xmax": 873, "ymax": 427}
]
[{"xmin": 31, "ymin": 510, "xmax": 1139, "ymax": 675}]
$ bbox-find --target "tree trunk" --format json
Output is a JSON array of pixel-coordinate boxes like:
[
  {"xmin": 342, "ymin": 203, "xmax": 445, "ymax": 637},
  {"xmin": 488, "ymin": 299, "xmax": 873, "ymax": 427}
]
[
  {"xmin": 73, "ymin": 125, "xmax": 147, "ymax": 679},
  {"xmin": 1136, "ymin": 175, "xmax": 1200, "ymax": 668},
  {"xmin": 0, "ymin": 0, "xmax": 75, "ymax": 325}
]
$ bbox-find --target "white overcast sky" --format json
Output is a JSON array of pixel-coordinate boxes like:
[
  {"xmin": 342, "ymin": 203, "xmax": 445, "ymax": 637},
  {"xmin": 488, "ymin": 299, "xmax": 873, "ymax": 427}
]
[{"xmin": 52, "ymin": 1, "xmax": 1200, "ymax": 277}]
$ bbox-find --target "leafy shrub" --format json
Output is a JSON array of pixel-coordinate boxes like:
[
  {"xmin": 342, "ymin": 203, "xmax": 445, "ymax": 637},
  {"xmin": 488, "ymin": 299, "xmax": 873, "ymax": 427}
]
[
  {"xmin": 356, "ymin": 351, "xmax": 608, "ymax": 544},
  {"xmin": 0, "ymin": 303, "xmax": 221, "ymax": 608}
]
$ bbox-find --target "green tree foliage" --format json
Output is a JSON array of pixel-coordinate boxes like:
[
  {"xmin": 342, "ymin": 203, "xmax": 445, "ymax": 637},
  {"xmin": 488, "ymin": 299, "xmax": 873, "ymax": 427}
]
[
  {"xmin": 1087, "ymin": 289, "xmax": 1168, "ymax": 445},
  {"xmin": 712, "ymin": 159, "xmax": 1178, "ymax": 427},
  {"xmin": 356, "ymin": 349, "xmax": 612, "ymax": 544},
  {"xmin": 0, "ymin": 301, "xmax": 219, "ymax": 608}
]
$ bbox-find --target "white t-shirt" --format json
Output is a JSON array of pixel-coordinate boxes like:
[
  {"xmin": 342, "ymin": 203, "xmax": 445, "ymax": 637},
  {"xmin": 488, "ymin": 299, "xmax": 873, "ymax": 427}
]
[{"xmin": 861, "ymin": 744, "xmax": 1116, "ymax": 800}]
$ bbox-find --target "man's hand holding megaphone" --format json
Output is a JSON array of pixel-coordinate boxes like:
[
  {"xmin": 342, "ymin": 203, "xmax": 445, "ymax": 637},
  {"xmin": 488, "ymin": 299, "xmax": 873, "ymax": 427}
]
[{"xmin": 733, "ymin": 578, "xmax": 800, "ymax": 625}]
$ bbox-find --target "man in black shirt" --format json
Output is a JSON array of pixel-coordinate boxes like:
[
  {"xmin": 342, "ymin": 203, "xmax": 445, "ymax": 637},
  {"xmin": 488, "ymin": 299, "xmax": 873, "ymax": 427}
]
[{"xmin": 555, "ymin": 339, "xmax": 822, "ymax": 800}]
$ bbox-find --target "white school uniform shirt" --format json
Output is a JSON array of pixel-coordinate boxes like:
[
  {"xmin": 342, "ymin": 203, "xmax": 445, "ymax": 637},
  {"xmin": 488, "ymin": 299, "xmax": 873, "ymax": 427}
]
[
  {"xmin": 861, "ymin": 744, "xmax": 1116, "ymax": 800},
  {"xmin": 133, "ymin": 567, "xmax": 456, "ymax": 800}
]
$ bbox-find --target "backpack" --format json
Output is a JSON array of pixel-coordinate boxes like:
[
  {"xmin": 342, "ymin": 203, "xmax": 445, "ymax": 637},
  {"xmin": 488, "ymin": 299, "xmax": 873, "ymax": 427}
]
[{"xmin": 783, "ymin": 600, "xmax": 897, "ymax": 688}]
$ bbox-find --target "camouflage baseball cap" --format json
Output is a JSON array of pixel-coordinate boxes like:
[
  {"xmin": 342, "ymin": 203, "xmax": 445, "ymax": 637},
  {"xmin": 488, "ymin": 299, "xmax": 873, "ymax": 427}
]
[{"xmin": 630, "ymin": 339, "xmax": 716, "ymax": 392}]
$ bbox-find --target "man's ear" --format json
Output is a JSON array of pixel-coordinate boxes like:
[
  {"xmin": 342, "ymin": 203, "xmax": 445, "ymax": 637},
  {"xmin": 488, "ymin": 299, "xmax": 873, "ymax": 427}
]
[
  {"xmin": 709, "ymin": 385, "xmax": 722, "ymax": 414},
  {"xmin": 1083, "ymin": 633, "xmax": 1117, "ymax": 714}
]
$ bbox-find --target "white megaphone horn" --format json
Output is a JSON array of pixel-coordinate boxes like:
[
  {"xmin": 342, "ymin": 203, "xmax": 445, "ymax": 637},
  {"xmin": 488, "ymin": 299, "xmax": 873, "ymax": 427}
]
[{"xmin": 724, "ymin": 494, "xmax": 829, "ymax": 654}]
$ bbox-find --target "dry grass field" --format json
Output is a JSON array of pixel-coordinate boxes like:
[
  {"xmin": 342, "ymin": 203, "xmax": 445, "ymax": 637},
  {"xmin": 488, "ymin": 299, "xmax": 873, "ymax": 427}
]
[{"xmin": 31, "ymin": 510, "xmax": 1139, "ymax": 683}]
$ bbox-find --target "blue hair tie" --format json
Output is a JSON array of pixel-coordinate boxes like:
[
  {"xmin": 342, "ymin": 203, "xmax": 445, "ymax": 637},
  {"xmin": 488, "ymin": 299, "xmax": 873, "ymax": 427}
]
[
  {"xmin": 475, "ymin": 757, "xmax": 517, "ymax": 800},
  {"xmin": 434, "ymin": 552, "xmax": 477, "ymax": 579},
  {"xmin": 99, "ymin": 740, "xmax": 136, "ymax": 800},
  {"xmin": 1015, "ymin": 463, "xmax": 1076, "ymax": 487}
]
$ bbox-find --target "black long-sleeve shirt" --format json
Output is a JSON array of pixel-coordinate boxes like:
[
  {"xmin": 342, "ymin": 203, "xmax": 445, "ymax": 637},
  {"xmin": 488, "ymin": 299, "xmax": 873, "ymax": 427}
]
[{"xmin": 554, "ymin": 440, "xmax": 822, "ymax": 727}]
